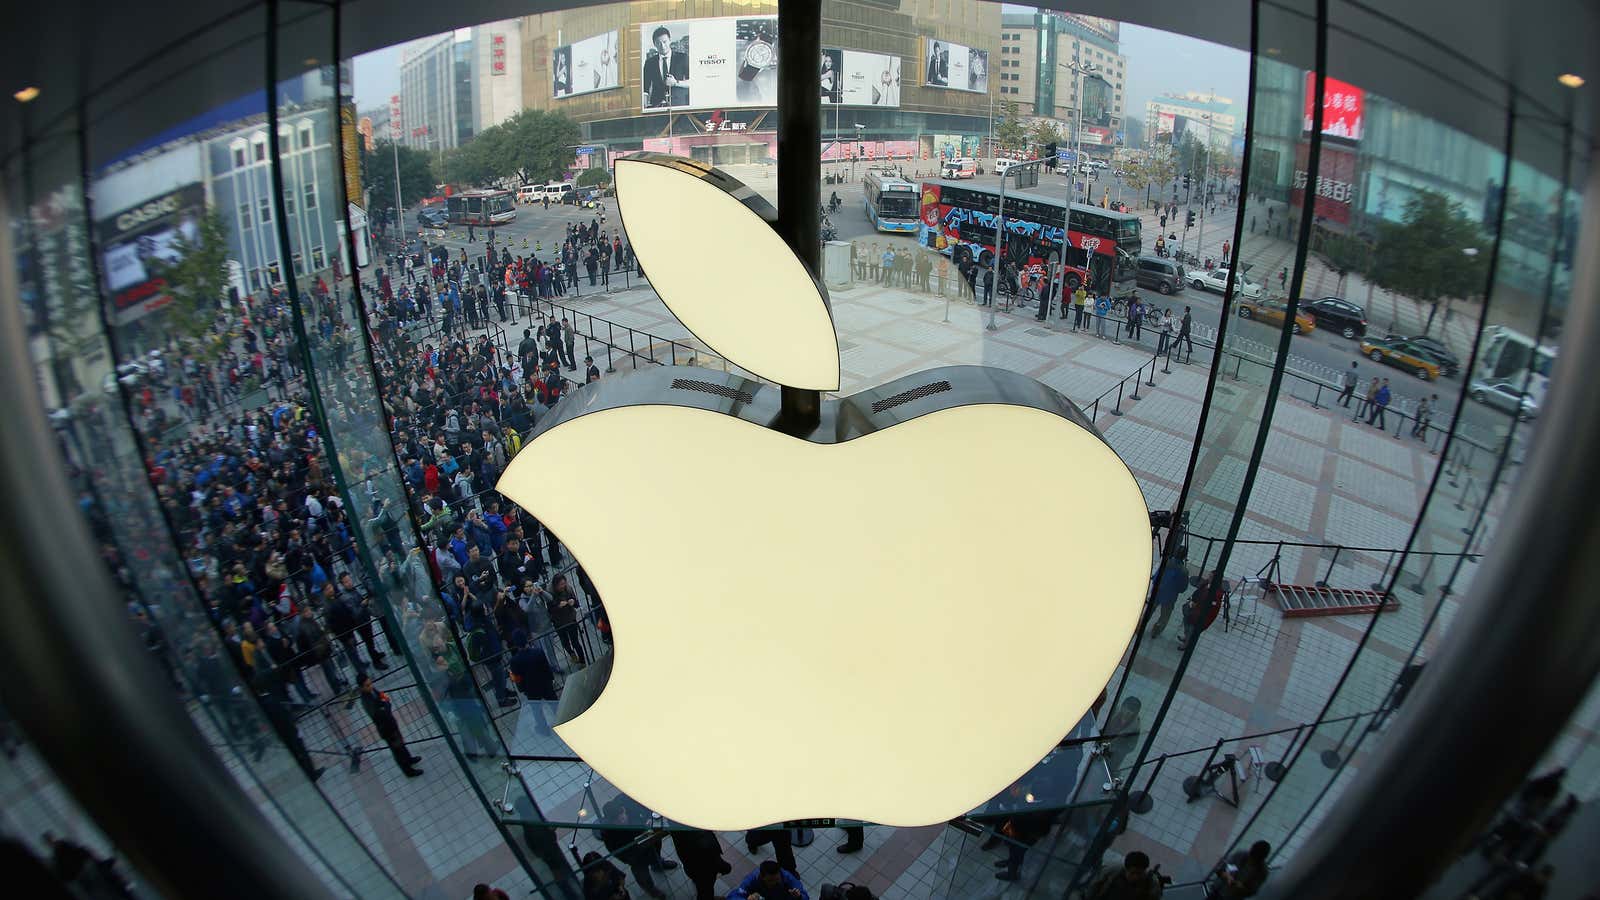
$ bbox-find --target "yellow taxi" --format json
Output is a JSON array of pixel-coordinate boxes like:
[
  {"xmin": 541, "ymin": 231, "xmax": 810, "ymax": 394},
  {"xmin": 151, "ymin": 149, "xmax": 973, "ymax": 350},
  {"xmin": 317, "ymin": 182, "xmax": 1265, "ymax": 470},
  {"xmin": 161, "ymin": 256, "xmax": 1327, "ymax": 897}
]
[
  {"xmin": 1235, "ymin": 298, "xmax": 1317, "ymax": 335},
  {"xmin": 1359, "ymin": 336, "xmax": 1445, "ymax": 380}
]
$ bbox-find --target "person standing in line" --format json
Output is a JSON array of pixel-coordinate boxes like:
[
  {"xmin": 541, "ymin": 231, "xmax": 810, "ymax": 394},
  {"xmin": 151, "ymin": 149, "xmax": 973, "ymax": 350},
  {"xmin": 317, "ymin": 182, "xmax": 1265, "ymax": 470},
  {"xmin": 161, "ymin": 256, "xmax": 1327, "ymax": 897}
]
[
  {"xmin": 358, "ymin": 675, "xmax": 423, "ymax": 777},
  {"xmin": 880, "ymin": 246, "xmax": 895, "ymax": 286},
  {"xmin": 1147, "ymin": 554, "xmax": 1189, "ymax": 640},
  {"xmin": 561, "ymin": 316, "xmax": 577, "ymax": 372},
  {"xmin": 1338, "ymin": 362, "xmax": 1358, "ymax": 407},
  {"xmin": 1177, "ymin": 306, "xmax": 1195, "ymax": 362},
  {"xmin": 1412, "ymin": 393, "xmax": 1437, "ymax": 439},
  {"xmin": 982, "ymin": 266, "xmax": 995, "ymax": 307},
  {"xmin": 1094, "ymin": 293, "xmax": 1110, "ymax": 339},
  {"xmin": 1151, "ymin": 308, "xmax": 1169, "ymax": 358},
  {"xmin": 1076, "ymin": 285, "xmax": 1092, "ymax": 330},
  {"xmin": 1369, "ymin": 378, "xmax": 1392, "ymax": 429},
  {"xmin": 1071, "ymin": 283, "xmax": 1088, "ymax": 330},
  {"xmin": 1356, "ymin": 377, "xmax": 1380, "ymax": 423},
  {"xmin": 669, "ymin": 829, "xmax": 734, "ymax": 900},
  {"xmin": 1127, "ymin": 297, "xmax": 1143, "ymax": 340},
  {"xmin": 729, "ymin": 860, "xmax": 808, "ymax": 900}
]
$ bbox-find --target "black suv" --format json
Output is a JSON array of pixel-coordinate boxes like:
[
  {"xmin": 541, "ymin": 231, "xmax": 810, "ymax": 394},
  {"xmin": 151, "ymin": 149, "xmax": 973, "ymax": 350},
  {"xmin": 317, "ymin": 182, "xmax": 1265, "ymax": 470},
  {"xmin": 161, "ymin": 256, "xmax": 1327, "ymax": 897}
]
[
  {"xmin": 1302, "ymin": 296, "xmax": 1367, "ymax": 339},
  {"xmin": 415, "ymin": 207, "xmax": 448, "ymax": 229}
]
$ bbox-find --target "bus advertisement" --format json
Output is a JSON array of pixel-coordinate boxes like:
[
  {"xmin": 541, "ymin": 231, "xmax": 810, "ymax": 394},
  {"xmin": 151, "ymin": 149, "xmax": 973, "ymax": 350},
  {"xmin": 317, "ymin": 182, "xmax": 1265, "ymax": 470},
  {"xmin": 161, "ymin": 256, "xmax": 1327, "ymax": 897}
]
[
  {"xmin": 862, "ymin": 172, "xmax": 920, "ymax": 233},
  {"xmin": 446, "ymin": 189, "xmax": 517, "ymax": 226},
  {"xmin": 917, "ymin": 180, "xmax": 1141, "ymax": 298}
]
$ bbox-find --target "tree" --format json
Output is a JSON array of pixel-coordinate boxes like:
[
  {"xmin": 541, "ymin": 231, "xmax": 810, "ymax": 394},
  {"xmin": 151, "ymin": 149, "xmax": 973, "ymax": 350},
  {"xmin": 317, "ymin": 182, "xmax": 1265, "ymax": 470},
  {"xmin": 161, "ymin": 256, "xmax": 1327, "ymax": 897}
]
[
  {"xmin": 576, "ymin": 167, "xmax": 611, "ymax": 188},
  {"xmin": 1177, "ymin": 132, "xmax": 1209, "ymax": 179},
  {"xmin": 361, "ymin": 140, "xmax": 436, "ymax": 224},
  {"xmin": 994, "ymin": 101, "xmax": 1027, "ymax": 155},
  {"xmin": 444, "ymin": 110, "xmax": 583, "ymax": 187},
  {"xmin": 1318, "ymin": 233, "xmax": 1373, "ymax": 294},
  {"xmin": 1369, "ymin": 190, "xmax": 1489, "ymax": 313},
  {"xmin": 145, "ymin": 209, "xmax": 233, "ymax": 352},
  {"xmin": 1026, "ymin": 119, "xmax": 1063, "ymax": 153}
]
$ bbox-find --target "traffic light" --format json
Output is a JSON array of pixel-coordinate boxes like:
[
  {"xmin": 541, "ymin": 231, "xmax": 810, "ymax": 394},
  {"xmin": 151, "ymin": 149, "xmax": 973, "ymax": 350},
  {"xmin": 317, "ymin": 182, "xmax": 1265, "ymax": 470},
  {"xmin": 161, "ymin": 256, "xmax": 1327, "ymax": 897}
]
[
  {"xmin": 1185, "ymin": 209, "xmax": 1196, "ymax": 229},
  {"xmin": 1183, "ymin": 174, "xmax": 1191, "ymax": 190},
  {"xmin": 1045, "ymin": 142, "xmax": 1057, "ymax": 170}
]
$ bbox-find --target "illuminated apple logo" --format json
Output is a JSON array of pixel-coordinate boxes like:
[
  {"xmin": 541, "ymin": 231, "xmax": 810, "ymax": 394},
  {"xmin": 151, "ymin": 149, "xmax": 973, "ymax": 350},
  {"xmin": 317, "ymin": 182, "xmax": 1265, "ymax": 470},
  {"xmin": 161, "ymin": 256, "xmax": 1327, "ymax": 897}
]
[{"xmin": 496, "ymin": 154, "xmax": 1149, "ymax": 831}]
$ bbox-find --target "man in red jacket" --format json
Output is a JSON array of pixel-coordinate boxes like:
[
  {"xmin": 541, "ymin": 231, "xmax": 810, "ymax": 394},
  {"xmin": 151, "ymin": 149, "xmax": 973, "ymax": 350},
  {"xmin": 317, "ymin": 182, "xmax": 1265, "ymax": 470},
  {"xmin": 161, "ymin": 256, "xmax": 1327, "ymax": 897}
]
[{"xmin": 1177, "ymin": 572, "xmax": 1228, "ymax": 651}]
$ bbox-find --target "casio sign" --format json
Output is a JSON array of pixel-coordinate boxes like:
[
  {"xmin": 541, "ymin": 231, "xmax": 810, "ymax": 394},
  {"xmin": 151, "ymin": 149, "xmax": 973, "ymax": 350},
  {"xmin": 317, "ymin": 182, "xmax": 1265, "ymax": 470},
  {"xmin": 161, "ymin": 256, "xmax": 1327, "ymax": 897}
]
[{"xmin": 116, "ymin": 194, "xmax": 182, "ymax": 233}]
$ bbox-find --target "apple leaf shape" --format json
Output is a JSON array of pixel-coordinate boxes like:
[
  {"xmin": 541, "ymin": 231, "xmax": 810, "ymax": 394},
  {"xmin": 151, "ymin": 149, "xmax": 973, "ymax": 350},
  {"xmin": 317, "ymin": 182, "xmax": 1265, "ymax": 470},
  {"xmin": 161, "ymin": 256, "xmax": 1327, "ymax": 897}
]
[
  {"xmin": 615, "ymin": 154, "xmax": 840, "ymax": 391},
  {"xmin": 498, "ymin": 400, "xmax": 1149, "ymax": 831}
]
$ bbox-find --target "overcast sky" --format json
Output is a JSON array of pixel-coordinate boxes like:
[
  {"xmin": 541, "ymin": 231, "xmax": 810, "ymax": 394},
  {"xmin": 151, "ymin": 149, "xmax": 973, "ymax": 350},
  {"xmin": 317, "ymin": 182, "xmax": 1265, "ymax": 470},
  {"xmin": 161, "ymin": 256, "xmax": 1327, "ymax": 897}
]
[
  {"xmin": 1119, "ymin": 22, "xmax": 1250, "ymax": 116},
  {"xmin": 351, "ymin": 15, "xmax": 1251, "ymax": 119},
  {"xmin": 354, "ymin": 44, "xmax": 404, "ymax": 112}
]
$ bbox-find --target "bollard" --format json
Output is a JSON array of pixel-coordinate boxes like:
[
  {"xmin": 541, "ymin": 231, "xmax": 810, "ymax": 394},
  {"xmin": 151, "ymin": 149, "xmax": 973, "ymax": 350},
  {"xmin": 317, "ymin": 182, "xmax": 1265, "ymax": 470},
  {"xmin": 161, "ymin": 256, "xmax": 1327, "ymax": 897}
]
[
  {"xmin": 1311, "ymin": 383, "xmax": 1323, "ymax": 409},
  {"xmin": 1316, "ymin": 546, "xmax": 1340, "ymax": 588},
  {"xmin": 1127, "ymin": 754, "xmax": 1168, "ymax": 814},
  {"xmin": 1264, "ymin": 725, "xmax": 1304, "ymax": 782},
  {"xmin": 1130, "ymin": 366, "xmax": 1144, "ymax": 401},
  {"xmin": 628, "ymin": 330, "xmax": 637, "ymax": 370},
  {"xmin": 1146, "ymin": 356, "xmax": 1159, "ymax": 387},
  {"xmin": 605, "ymin": 323, "xmax": 616, "ymax": 373},
  {"xmin": 1111, "ymin": 380, "xmax": 1126, "ymax": 416}
]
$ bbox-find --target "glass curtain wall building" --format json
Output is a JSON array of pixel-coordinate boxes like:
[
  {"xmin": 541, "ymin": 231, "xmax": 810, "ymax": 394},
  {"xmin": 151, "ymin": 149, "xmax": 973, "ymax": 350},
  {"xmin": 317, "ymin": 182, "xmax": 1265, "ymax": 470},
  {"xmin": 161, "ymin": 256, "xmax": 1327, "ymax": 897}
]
[{"xmin": 0, "ymin": 1, "xmax": 1596, "ymax": 898}]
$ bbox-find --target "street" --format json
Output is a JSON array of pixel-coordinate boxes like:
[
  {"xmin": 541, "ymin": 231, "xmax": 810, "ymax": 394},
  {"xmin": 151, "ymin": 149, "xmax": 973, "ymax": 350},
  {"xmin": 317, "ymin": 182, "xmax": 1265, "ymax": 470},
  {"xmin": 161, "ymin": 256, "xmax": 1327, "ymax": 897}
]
[{"xmin": 397, "ymin": 162, "xmax": 1516, "ymax": 449}]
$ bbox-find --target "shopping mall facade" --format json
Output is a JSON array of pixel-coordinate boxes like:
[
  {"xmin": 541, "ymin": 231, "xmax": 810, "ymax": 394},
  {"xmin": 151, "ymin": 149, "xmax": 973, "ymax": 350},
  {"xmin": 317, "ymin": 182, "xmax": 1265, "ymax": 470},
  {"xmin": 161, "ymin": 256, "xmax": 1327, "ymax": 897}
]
[{"xmin": 0, "ymin": 1, "xmax": 1596, "ymax": 899}]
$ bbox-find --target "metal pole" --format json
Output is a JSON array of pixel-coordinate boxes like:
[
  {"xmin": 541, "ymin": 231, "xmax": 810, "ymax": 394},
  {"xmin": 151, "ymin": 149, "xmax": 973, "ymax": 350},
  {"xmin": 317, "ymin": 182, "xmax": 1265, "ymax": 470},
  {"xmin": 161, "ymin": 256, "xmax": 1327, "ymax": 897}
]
[
  {"xmin": 987, "ymin": 171, "xmax": 1006, "ymax": 331},
  {"xmin": 775, "ymin": 0, "xmax": 823, "ymax": 435},
  {"xmin": 393, "ymin": 141, "xmax": 404, "ymax": 241}
]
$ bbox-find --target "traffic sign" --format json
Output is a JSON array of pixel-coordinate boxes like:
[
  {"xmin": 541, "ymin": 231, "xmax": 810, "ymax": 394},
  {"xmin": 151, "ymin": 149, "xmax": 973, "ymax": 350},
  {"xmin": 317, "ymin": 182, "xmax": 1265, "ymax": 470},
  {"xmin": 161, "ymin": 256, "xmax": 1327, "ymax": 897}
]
[
  {"xmin": 1057, "ymin": 148, "xmax": 1074, "ymax": 162},
  {"xmin": 575, "ymin": 146, "xmax": 596, "ymax": 156}
]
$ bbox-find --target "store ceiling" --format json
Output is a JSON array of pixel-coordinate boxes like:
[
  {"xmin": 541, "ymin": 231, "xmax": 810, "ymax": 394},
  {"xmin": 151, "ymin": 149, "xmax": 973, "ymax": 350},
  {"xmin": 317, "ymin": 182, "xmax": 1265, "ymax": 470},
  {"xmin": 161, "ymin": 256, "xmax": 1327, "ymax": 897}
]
[{"xmin": 0, "ymin": 0, "xmax": 1592, "ymax": 172}]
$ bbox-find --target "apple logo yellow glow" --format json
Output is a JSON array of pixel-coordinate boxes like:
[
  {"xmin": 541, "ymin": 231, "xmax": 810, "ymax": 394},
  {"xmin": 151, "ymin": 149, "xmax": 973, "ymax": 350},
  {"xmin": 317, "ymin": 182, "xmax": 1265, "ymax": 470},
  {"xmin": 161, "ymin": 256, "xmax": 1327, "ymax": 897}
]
[{"xmin": 497, "ymin": 155, "xmax": 1150, "ymax": 831}]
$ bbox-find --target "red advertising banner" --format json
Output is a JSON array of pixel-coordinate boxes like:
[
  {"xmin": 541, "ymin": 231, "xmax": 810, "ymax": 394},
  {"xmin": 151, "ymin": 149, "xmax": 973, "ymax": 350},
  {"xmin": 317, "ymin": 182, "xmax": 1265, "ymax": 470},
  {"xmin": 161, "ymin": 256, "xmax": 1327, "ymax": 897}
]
[
  {"xmin": 1291, "ymin": 142, "xmax": 1358, "ymax": 225},
  {"xmin": 1303, "ymin": 72, "xmax": 1364, "ymax": 141}
]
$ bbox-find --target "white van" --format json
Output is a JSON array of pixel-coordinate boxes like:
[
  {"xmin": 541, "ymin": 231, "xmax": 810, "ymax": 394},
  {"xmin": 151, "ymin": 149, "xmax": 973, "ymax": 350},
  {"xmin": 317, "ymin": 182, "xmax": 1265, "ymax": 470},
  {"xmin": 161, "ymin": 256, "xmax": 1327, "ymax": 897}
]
[
  {"xmin": 516, "ymin": 185, "xmax": 540, "ymax": 203},
  {"xmin": 541, "ymin": 182, "xmax": 573, "ymax": 202},
  {"xmin": 993, "ymin": 157, "xmax": 1021, "ymax": 176},
  {"xmin": 941, "ymin": 157, "xmax": 977, "ymax": 179}
]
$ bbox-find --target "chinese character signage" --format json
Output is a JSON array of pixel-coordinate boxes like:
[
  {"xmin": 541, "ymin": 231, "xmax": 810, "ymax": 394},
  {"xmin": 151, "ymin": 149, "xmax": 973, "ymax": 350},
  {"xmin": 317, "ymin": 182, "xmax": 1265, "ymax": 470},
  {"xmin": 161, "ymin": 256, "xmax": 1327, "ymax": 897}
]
[
  {"xmin": 1291, "ymin": 142, "xmax": 1357, "ymax": 224},
  {"xmin": 1303, "ymin": 73, "xmax": 1364, "ymax": 142}
]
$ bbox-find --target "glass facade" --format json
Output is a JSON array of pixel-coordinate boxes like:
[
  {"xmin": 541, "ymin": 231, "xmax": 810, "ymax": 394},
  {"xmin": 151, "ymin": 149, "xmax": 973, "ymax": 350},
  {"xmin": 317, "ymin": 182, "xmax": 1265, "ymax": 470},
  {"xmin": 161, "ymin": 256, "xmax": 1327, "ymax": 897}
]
[{"xmin": 1, "ymin": 1, "xmax": 1594, "ymax": 898}]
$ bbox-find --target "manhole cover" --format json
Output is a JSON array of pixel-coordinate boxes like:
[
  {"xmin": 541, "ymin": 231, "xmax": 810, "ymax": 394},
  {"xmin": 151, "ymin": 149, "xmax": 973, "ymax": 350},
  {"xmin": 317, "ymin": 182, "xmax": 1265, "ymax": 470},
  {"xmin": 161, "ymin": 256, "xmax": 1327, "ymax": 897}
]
[
  {"xmin": 1214, "ymin": 385, "xmax": 1238, "ymax": 396},
  {"xmin": 1025, "ymin": 327, "xmax": 1054, "ymax": 337}
]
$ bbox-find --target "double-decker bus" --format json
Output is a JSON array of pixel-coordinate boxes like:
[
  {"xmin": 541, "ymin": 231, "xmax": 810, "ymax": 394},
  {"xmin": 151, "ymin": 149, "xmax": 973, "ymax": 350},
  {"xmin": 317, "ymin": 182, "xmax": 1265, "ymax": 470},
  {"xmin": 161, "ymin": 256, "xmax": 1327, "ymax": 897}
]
[
  {"xmin": 917, "ymin": 180, "xmax": 1141, "ymax": 299},
  {"xmin": 445, "ymin": 189, "xmax": 517, "ymax": 226},
  {"xmin": 862, "ymin": 172, "xmax": 921, "ymax": 233}
]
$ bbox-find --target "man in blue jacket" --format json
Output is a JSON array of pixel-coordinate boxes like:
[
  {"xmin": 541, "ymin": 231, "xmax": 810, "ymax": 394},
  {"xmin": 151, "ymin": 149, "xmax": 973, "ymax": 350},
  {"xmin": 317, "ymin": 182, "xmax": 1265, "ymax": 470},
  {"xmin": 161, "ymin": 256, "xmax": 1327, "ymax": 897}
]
[{"xmin": 729, "ymin": 860, "xmax": 808, "ymax": 900}]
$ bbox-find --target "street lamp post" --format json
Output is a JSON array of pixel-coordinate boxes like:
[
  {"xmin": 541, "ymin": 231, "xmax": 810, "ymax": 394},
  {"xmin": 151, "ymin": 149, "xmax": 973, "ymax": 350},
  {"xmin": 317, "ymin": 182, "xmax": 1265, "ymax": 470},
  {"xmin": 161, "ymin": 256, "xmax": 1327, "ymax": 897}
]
[
  {"xmin": 1193, "ymin": 112, "xmax": 1214, "ymax": 263},
  {"xmin": 853, "ymin": 123, "xmax": 865, "ymax": 182},
  {"xmin": 1050, "ymin": 60, "xmax": 1097, "ymax": 313},
  {"xmin": 987, "ymin": 158, "xmax": 1049, "ymax": 331}
]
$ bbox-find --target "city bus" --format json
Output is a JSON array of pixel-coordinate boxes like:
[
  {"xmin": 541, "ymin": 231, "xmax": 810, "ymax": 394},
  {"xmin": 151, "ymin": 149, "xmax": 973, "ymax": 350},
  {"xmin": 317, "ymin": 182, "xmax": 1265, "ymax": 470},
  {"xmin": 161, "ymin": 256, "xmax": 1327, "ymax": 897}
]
[
  {"xmin": 917, "ymin": 180, "xmax": 1141, "ymax": 298},
  {"xmin": 445, "ymin": 189, "xmax": 517, "ymax": 226},
  {"xmin": 1476, "ymin": 325, "xmax": 1557, "ymax": 405},
  {"xmin": 862, "ymin": 172, "xmax": 921, "ymax": 233}
]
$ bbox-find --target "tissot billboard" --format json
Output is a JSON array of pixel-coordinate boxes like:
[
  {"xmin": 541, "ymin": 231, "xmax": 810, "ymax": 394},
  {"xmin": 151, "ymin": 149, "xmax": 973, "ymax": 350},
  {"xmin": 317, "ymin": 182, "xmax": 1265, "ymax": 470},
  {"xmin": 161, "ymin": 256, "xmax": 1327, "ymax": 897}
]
[
  {"xmin": 640, "ymin": 16, "xmax": 778, "ymax": 111},
  {"xmin": 821, "ymin": 48, "xmax": 901, "ymax": 107},
  {"xmin": 553, "ymin": 30, "xmax": 620, "ymax": 99},
  {"xmin": 923, "ymin": 38, "xmax": 989, "ymax": 94}
]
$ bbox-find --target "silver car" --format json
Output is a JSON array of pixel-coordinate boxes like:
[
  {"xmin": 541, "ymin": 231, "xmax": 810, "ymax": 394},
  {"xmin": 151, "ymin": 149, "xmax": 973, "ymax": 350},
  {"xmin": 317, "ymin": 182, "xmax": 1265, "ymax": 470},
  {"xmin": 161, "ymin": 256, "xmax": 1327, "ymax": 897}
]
[{"xmin": 1469, "ymin": 377, "xmax": 1538, "ymax": 420}]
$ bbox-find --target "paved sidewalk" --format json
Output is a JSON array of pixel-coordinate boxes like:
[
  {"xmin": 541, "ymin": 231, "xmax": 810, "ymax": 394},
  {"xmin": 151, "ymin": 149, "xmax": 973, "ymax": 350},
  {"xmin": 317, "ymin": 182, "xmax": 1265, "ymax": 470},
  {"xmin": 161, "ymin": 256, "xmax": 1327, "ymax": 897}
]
[{"xmin": 499, "ymin": 274, "xmax": 1484, "ymax": 888}]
